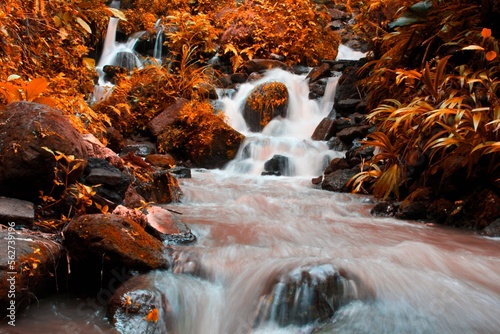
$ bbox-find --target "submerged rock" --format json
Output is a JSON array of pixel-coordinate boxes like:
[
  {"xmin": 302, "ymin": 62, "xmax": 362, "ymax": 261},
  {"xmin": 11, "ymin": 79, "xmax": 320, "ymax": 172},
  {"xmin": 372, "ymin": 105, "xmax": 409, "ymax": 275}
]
[
  {"xmin": 262, "ymin": 154, "xmax": 295, "ymax": 176},
  {"xmin": 252, "ymin": 264, "xmax": 363, "ymax": 327},
  {"xmin": 145, "ymin": 206, "xmax": 196, "ymax": 245}
]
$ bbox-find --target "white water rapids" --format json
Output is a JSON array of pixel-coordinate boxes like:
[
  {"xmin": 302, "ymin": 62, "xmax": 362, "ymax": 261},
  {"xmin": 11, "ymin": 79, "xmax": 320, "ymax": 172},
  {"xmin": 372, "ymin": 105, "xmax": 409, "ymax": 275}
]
[{"xmin": 4, "ymin": 51, "xmax": 500, "ymax": 334}]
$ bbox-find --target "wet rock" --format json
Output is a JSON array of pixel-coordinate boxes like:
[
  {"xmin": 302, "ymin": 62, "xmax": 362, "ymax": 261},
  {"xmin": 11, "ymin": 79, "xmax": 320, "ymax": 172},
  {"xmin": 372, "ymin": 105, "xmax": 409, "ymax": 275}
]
[
  {"xmin": 312, "ymin": 175, "xmax": 323, "ymax": 185},
  {"xmin": 371, "ymin": 201, "xmax": 397, "ymax": 217},
  {"xmin": 262, "ymin": 155, "xmax": 294, "ymax": 176},
  {"xmin": 481, "ymin": 218, "xmax": 500, "ymax": 237},
  {"xmin": 148, "ymin": 98, "xmax": 189, "ymax": 137},
  {"xmin": 323, "ymin": 157, "xmax": 350, "ymax": 175},
  {"xmin": 122, "ymin": 185, "xmax": 147, "ymax": 209},
  {"xmin": 253, "ymin": 264, "xmax": 362, "ymax": 327},
  {"xmin": 145, "ymin": 206, "xmax": 196, "ymax": 244},
  {"xmin": 313, "ymin": 117, "xmax": 353, "ymax": 142},
  {"xmin": 0, "ymin": 101, "xmax": 88, "ymax": 201},
  {"xmin": 309, "ymin": 80, "xmax": 327, "ymax": 100},
  {"xmin": 243, "ymin": 82, "xmax": 289, "ymax": 132},
  {"xmin": 103, "ymin": 65, "xmax": 127, "ymax": 84},
  {"xmin": 306, "ymin": 63, "xmax": 331, "ymax": 84},
  {"xmin": 336, "ymin": 98, "xmax": 362, "ymax": 116},
  {"xmin": 0, "ymin": 230, "xmax": 64, "ymax": 318},
  {"xmin": 132, "ymin": 169, "xmax": 183, "ymax": 204},
  {"xmin": 63, "ymin": 214, "xmax": 168, "ymax": 293},
  {"xmin": 446, "ymin": 188, "xmax": 500, "ymax": 230},
  {"xmin": 108, "ymin": 272, "xmax": 168, "ymax": 334},
  {"xmin": 311, "ymin": 117, "xmax": 336, "ymax": 141},
  {"xmin": 321, "ymin": 168, "xmax": 358, "ymax": 193},
  {"xmin": 327, "ymin": 137, "xmax": 349, "ymax": 151},
  {"xmin": 0, "ymin": 197, "xmax": 35, "ymax": 226},
  {"xmin": 336, "ymin": 124, "xmax": 372, "ymax": 144},
  {"xmin": 121, "ymin": 140, "xmax": 156, "ymax": 157},
  {"xmin": 83, "ymin": 158, "xmax": 131, "ymax": 210},
  {"xmin": 345, "ymin": 140, "xmax": 375, "ymax": 165},
  {"xmin": 169, "ymin": 166, "xmax": 191, "ymax": 179},
  {"xmin": 241, "ymin": 59, "xmax": 290, "ymax": 75},
  {"xmin": 83, "ymin": 133, "xmax": 124, "ymax": 170},
  {"xmin": 396, "ymin": 188, "xmax": 433, "ymax": 220},
  {"xmin": 231, "ymin": 72, "xmax": 248, "ymax": 84}
]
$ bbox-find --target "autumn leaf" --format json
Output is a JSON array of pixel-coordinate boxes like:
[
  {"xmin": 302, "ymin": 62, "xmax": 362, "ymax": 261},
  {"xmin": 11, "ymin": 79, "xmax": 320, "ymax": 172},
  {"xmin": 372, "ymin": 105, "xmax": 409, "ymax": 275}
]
[
  {"xmin": 481, "ymin": 28, "xmax": 492, "ymax": 38},
  {"xmin": 145, "ymin": 307, "xmax": 159, "ymax": 322},
  {"xmin": 76, "ymin": 17, "xmax": 92, "ymax": 34},
  {"xmin": 25, "ymin": 78, "xmax": 48, "ymax": 101},
  {"xmin": 485, "ymin": 51, "xmax": 497, "ymax": 61}
]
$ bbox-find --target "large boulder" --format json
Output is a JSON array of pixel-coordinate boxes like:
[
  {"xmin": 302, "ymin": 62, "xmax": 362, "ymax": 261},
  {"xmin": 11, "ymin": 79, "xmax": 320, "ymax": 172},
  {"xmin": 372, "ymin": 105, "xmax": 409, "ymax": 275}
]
[
  {"xmin": 0, "ymin": 230, "xmax": 64, "ymax": 318},
  {"xmin": 0, "ymin": 102, "xmax": 88, "ymax": 201},
  {"xmin": 63, "ymin": 214, "xmax": 168, "ymax": 293},
  {"xmin": 243, "ymin": 82, "xmax": 289, "ymax": 132}
]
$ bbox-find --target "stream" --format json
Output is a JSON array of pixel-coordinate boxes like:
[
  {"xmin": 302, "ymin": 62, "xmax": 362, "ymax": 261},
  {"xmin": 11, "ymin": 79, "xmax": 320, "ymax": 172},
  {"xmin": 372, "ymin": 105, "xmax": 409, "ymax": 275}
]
[{"xmin": 2, "ymin": 48, "xmax": 500, "ymax": 334}]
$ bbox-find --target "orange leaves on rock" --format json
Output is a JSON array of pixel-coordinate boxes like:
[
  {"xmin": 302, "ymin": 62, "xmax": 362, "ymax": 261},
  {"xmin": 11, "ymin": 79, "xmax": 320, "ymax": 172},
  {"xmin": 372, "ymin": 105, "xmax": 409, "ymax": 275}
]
[
  {"xmin": 145, "ymin": 307, "xmax": 159, "ymax": 322},
  {"xmin": 481, "ymin": 28, "xmax": 492, "ymax": 38}
]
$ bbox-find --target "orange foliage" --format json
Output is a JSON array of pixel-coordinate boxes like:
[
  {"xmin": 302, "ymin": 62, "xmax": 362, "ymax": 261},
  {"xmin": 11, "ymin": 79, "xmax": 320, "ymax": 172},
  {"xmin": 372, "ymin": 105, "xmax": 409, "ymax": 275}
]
[{"xmin": 217, "ymin": 0, "xmax": 340, "ymax": 67}]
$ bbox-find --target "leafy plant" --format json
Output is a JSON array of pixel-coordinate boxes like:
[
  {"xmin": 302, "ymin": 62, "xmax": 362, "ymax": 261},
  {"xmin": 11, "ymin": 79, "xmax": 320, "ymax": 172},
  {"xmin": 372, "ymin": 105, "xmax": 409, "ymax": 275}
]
[
  {"xmin": 38, "ymin": 147, "xmax": 107, "ymax": 228},
  {"xmin": 94, "ymin": 44, "xmax": 216, "ymax": 136},
  {"xmin": 217, "ymin": 0, "xmax": 340, "ymax": 68},
  {"xmin": 0, "ymin": 77, "xmax": 55, "ymax": 106}
]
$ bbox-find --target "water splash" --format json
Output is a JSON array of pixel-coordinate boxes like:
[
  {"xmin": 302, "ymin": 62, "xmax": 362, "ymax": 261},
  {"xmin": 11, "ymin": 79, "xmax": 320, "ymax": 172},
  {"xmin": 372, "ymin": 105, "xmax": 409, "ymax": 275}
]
[{"xmin": 223, "ymin": 68, "xmax": 340, "ymax": 176}]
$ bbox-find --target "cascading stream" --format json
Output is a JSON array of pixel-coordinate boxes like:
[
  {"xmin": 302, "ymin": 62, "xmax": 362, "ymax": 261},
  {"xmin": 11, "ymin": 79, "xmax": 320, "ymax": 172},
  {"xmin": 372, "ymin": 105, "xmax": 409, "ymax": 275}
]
[{"xmin": 6, "ymin": 48, "xmax": 500, "ymax": 334}]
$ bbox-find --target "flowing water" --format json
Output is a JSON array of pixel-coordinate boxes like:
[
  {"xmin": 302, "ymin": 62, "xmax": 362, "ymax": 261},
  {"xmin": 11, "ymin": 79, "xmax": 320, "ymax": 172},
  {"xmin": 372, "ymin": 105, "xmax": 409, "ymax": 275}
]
[{"xmin": 3, "ymin": 52, "xmax": 500, "ymax": 334}]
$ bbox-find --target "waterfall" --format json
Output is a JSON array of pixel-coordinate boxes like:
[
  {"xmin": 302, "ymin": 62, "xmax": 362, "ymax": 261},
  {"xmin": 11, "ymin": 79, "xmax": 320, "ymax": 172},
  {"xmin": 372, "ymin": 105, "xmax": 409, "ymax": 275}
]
[
  {"xmin": 92, "ymin": 17, "xmax": 145, "ymax": 103},
  {"xmin": 153, "ymin": 18, "xmax": 164, "ymax": 65},
  {"xmin": 223, "ymin": 68, "xmax": 342, "ymax": 176}
]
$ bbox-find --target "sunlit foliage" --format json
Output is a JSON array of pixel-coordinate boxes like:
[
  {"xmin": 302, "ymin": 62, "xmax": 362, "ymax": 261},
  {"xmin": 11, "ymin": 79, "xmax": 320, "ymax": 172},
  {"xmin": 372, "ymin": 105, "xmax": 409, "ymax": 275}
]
[
  {"xmin": 157, "ymin": 100, "xmax": 230, "ymax": 162},
  {"xmin": 350, "ymin": 0, "xmax": 500, "ymax": 200},
  {"xmin": 93, "ymin": 45, "xmax": 216, "ymax": 136},
  {"xmin": 0, "ymin": 0, "xmax": 114, "ymax": 139},
  {"xmin": 217, "ymin": 0, "xmax": 340, "ymax": 68}
]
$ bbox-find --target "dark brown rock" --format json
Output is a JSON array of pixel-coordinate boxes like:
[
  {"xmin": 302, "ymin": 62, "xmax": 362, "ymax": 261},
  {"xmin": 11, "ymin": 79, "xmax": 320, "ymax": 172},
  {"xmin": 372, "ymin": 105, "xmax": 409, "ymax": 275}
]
[
  {"xmin": 105, "ymin": 126, "xmax": 126, "ymax": 153},
  {"xmin": 0, "ymin": 197, "xmax": 34, "ymax": 226},
  {"xmin": 241, "ymin": 59, "xmax": 290, "ymax": 75},
  {"xmin": 306, "ymin": 63, "xmax": 331, "ymax": 84},
  {"xmin": 145, "ymin": 206, "xmax": 196, "ymax": 244},
  {"xmin": 253, "ymin": 264, "xmax": 364, "ymax": 327},
  {"xmin": 321, "ymin": 168, "xmax": 358, "ymax": 193},
  {"xmin": 108, "ymin": 272, "xmax": 169, "ymax": 333},
  {"xmin": 311, "ymin": 118, "xmax": 335, "ymax": 141},
  {"xmin": 0, "ymin": 101, "xmax": 88, "ymax": 201},
  {"xmin": 132, "ymin": 169, "xmax": 183, "ymax": 204},
  {"xmin": 147, "ymin": 98, "xmax": 189, "ymax": 137},
  {"xmin": 336, "ymin": 124, "xmax": 372, "ymax": 144},
  {"xmin": 0, "ymin": 230, "xmax": 64, "ymax": 318},
  {"xmin": 63, "ymin": 214, "xmax": 168, "ymax": 294},
  {"xmin": 64, "ymin": 214, "xmax": 167, "ymax": 271},
  {"xmin": 145, "ymin": 154, "xmax": 176, "ymax": 169}
]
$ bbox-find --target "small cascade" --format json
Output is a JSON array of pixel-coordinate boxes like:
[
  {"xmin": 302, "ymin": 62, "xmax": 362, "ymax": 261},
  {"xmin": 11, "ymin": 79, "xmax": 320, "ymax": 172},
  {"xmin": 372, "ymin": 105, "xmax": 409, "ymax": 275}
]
[
  {"xmin": 92, "ymin": 17, "xmax": 145, "ymax": 103},
  {"xmin": 153, "ymin": 18, "xmax": 164, "ymax": 65},
  {"xmin": 223, "ymin": 68, "xmax": 342, "ymax": 176}
]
